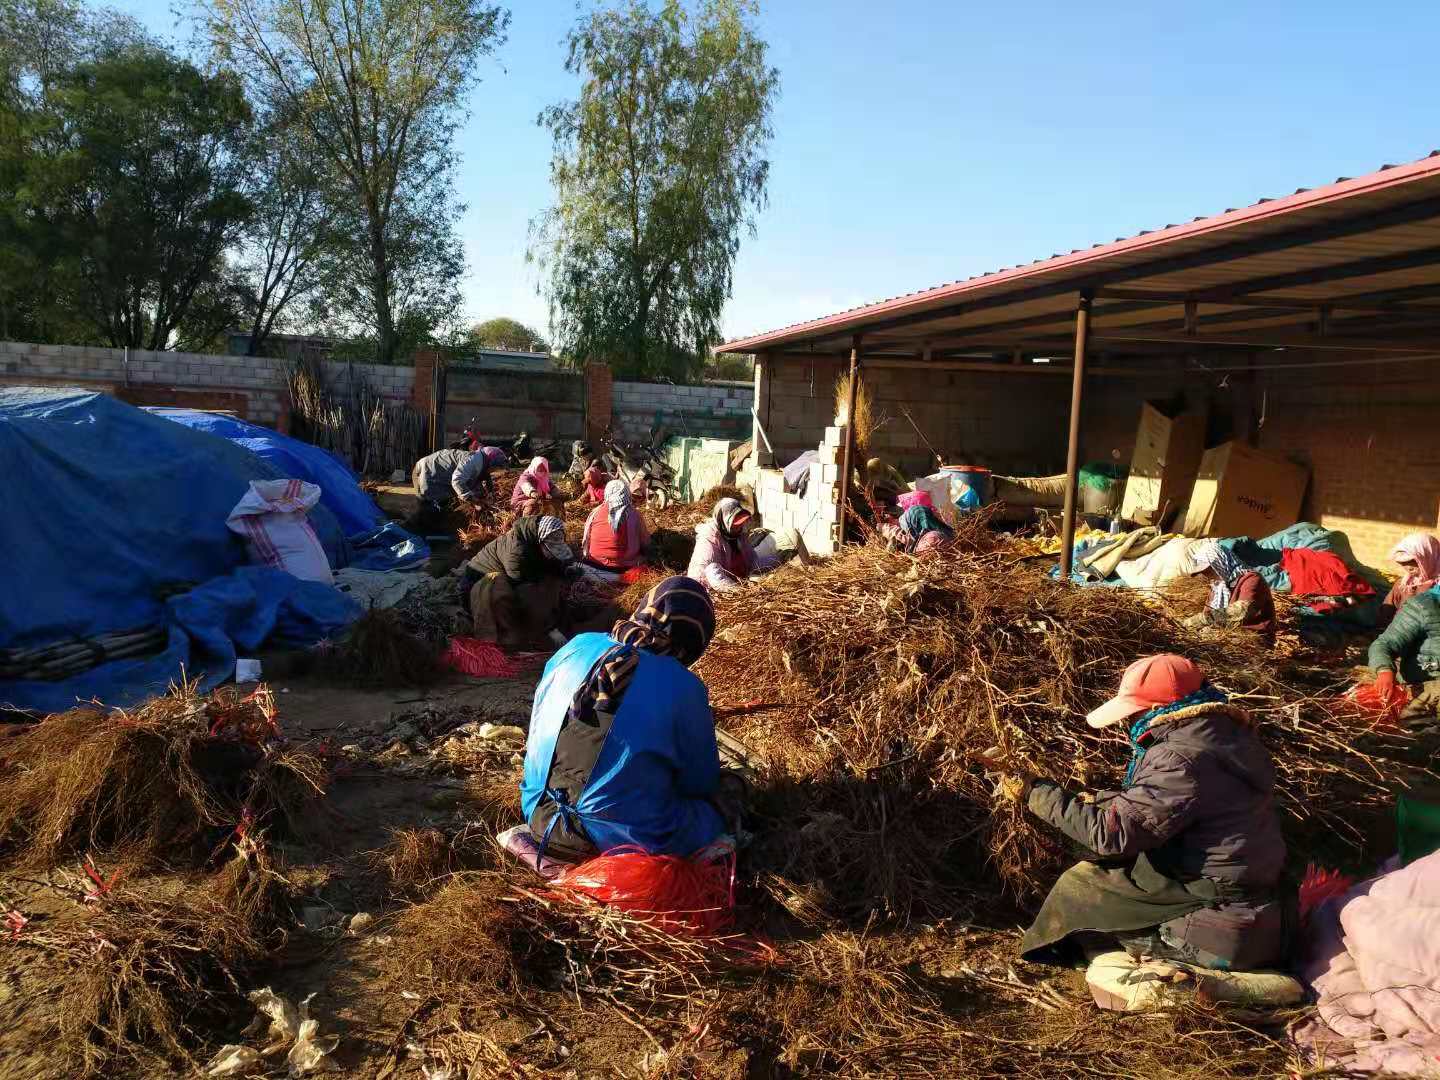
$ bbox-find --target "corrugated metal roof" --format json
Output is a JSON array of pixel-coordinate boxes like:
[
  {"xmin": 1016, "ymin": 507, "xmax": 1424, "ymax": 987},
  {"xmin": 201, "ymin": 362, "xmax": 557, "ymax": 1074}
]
[{"xmin": 723, "ymin": 151, "xmax": 1440, "ymax": 355}]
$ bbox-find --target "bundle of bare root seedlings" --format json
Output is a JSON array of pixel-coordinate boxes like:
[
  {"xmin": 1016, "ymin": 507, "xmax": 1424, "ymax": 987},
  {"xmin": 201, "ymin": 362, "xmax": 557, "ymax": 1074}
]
[
  {"xmin": 0, "ymin": 681, "xmax": 326, "ymax": 871},
  {"xmin": 312, "ymin": 606, "xmax": 442, "ymax": 689},
  {"xmin": 31, "ymin": 836, "xmax": 293, "ymax": 1075},
  {"xmin": 696, "ymin": 532, "xmax": 1427, "ymax": 914},
  {"xmin": 368, "ymin": 826, "xmax": 459, "ymax": 896}
]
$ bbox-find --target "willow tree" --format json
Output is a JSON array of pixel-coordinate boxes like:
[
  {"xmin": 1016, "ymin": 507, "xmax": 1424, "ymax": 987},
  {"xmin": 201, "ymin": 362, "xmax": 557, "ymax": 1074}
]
[
  {"xmin": 533, "ymin": 0, "xmax": 778, "ymax": 382},
  {"xmin": 205, "ymin": 0, "xmax": 507, "ymax": 361}
]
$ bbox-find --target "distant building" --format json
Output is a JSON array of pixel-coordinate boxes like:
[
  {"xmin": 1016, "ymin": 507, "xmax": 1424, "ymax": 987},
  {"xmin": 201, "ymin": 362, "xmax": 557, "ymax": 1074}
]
[
  {"xmin": 225, "ymin": 331, "xmax": 334, "ymax": 360},
  {"xmin": 457, "ymin": 347, "xmax": 553, "ymax": 372}
]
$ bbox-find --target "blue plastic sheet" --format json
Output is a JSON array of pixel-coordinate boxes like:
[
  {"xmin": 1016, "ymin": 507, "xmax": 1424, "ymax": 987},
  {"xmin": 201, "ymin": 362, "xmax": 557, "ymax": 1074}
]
[
  {"xmin": 149, "ymin": 407, "xmax": 382, "ymax": 535},
  {"xmin": 347, "ymin": 521, "xmax": 430, "ymax": 571},
  {"xmin": 0, "ymin": 389, "xmax": 360, "ymax": 713}
]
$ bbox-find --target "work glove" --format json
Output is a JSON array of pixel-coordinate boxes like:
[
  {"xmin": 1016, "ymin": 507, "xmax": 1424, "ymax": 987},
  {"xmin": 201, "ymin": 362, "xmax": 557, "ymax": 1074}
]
[{"xmin": 996, "ymin": 775, "xmax": 1033, "ymax": 804}]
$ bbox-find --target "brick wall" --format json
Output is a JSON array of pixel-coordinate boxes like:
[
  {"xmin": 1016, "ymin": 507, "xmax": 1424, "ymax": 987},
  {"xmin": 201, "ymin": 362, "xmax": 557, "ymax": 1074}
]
[
  {"xmin": 585, "ymin": 364, "xmax": 612, "ymax": 442},
  {"xmin": 1253, "ymin": 362, "xmax": 1440, "ymax": 567},
  {"xmin": 442, "ymin": 366, "xmax": 585, "ymax": 446},
  {"xmin": 757, "ymin": 352, "xmax": 1189, "ymax": 478},
  {"xmin": 0, "ymin": 340, "xmax": 414, "ymax": 429},
  {"xmin": 612, "ymin": 380, "xmax": 753, "ymax": 441}
]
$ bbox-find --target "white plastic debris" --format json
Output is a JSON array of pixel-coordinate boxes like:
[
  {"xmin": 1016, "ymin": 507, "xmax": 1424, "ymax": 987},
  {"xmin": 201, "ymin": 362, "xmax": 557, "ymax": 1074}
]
[
  {"xmin": 204, "ymin": 1044, "xmax": 262, "ymax": 1076},
  {"xmin": 239, "ymin": 987, "xmax": 338, "ymax": 1075},
  {"xmin": 347, "ymin": 911, "xmax": 375, "ymax": 935},
  {"xmin": 474, "ymin": 722, "xmax": 526, "ymax": 746}
]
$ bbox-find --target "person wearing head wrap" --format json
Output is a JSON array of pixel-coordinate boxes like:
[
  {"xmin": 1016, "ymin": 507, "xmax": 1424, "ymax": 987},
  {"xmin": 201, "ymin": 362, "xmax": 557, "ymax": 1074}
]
[
  {"xmin": 580, "ymin": 463, "xmax": 613, "ymax": 506},
  {"xmin": 462, "ymin": 515, "xmax": 579, "ymax": 646},
  {"xmin": 581, "ymin": 479, "xmax": 650, "ymax": 571},
  {"xmin": 1003, "ymin": 654, "xmax": 1287, "ymax": 976},
  {"xmin": 883, "ymin": 503, "xmax": 955, "ymax": 556},
  {"xmin": 687, "ymin": 497, "xmax": 759, "ymax": 592},
  {"xmin": 1183, "ymin": 540, "xmax": 1276, "ymax": 638},
  {"xmin": 520, "ymin": 576, "xmax": 727, "ymax": 860},
  {"xmin": 1380, "ymin": 532, "xmax": 1440, "ymax": 626},
  {"xmin": 862, "ymin": 456, "xmax": 911, "ymax": 508},
  {"xmin": 511, "ymin": 456, "xmax": 555, "ymax": 516}
]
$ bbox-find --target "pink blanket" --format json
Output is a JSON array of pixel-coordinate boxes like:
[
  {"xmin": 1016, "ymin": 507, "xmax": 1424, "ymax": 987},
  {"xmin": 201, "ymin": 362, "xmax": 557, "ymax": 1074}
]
[{"xmin": 1295, "ymin": 851, "xmax": 1440, "ymax": 1073}]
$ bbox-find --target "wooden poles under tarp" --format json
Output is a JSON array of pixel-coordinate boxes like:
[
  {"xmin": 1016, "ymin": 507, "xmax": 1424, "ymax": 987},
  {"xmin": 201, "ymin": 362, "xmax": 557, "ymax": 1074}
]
[
  {"xmin": 1058, "ymin": 290, "xmax": 1093, "ymax": 581},
  {"xmin": 836, "ymin": 336, "xmax": 861, "ymax": 544}
]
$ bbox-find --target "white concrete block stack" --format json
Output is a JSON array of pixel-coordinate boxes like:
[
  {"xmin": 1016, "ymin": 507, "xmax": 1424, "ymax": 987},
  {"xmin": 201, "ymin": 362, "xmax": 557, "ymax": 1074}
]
[{"xmin": 748, "ymin": 424, "xmax": 844, "ymax": 557}]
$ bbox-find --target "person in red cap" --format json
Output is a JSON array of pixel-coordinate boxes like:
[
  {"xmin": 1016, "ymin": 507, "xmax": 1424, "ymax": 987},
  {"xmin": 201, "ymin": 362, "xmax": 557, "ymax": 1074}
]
[{"xmin": 1010, "ymin": 654, "xmax": 1288, "ymax": 975}]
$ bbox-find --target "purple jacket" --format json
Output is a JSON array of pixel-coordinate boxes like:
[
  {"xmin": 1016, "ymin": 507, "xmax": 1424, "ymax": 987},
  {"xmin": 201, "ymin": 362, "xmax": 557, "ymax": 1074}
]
[{"xmin": 1029, "ymin": 702, "xmax": 1287, "ymax": 965}]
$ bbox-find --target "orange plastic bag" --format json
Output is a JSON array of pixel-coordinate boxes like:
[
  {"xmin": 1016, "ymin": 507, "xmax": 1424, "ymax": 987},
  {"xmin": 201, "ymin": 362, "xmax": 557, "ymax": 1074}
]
[{"xmin": 551, "ymin": 844, "xmax": 735, "ymax": 935}]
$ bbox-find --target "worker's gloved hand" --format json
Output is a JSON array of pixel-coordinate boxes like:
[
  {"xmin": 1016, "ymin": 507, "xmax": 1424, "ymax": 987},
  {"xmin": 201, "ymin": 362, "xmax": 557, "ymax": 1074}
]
[
  {"xmin": 996, "ymin": 774, "xmax": 1034, "ymax": 804},
  {"xmin": 1374, "ymin": 669, "xmax": 1398, "ymax": 704},
  {"xmin": 563, "ymin": 562, "xmax": 586, "ymax": 579}
]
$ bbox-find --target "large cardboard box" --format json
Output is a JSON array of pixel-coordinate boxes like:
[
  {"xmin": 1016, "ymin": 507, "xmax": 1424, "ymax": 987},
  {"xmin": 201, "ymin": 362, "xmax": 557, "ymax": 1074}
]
[
  {"xmin": 1183, "ymin": 441, "xmax": 1309, "ymax": 539},
  {"xmin": 1120, "ymin": 403, "xmax": 1207, "ymax": 526}
]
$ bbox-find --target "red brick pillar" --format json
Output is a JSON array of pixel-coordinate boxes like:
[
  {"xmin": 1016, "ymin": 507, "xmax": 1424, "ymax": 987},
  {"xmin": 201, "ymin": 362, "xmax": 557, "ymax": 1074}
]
[
  {"xmin": 585, "ymin": 363, "xmax": 613, "ymax": 442},
  {"xmin": 412, "ymin": 350, "xmax": 439, "ymax": 412}
]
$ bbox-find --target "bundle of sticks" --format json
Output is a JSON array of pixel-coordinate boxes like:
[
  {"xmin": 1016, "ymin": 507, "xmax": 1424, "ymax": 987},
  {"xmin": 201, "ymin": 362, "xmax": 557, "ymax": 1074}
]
[
  {"xmin": 0, "ymin": 625, "xmax": 168, "ymax": 682},
  {"xmin": 695, "ymin": 522, "xmax": 1430, "ymax": 912}
]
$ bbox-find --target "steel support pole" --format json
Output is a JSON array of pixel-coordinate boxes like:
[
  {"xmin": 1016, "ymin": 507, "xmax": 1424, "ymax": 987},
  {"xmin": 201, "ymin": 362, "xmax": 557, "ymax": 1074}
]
[
  {"xmin": 1058, "ymin": 291, "xmax": 1094, "ymax": 581},
  {"xmin": 836, "ymin": 336, "xmax": 861, "ymax": 545}
]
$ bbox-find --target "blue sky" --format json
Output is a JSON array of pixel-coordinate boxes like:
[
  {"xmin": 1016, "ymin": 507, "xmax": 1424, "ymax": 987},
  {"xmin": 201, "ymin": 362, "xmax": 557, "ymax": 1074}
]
[{"xmin": 117, "ymin": 0, "xmax": 1440, "ymax": 343}]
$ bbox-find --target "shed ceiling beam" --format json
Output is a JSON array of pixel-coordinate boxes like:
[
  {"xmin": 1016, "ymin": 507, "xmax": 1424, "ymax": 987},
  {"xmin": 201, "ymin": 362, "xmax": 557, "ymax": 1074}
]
[
  {"xmin": 1085, "ymin": 329, "xmax": 1440, "ymax": 353},
  {"xmin": 784, "ymin": 193, "xmax": 1440, "ymax": 348},
  {"xmin": 1186, "ymin": 244, "xmax": 1440, "ymax": 299},
  {"xmin": 1096, "ymin": 285, "xmax": 1440, "ymax": 315}
]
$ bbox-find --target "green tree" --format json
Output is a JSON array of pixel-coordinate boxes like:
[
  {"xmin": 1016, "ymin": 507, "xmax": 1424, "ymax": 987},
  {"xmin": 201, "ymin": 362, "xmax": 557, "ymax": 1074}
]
[
  {"xmin": 531, "ymin": 0, "xmax": 777, "ymax": 382},
  {"xmin": 204, "ymin": 0, "xmax": 508, "ymax": 362},
  {"xmin": 469, "ymin": 316, "xmax": 548, "ymax": 352},
  {"xmin": 15, "ymin": 46, "xmax": 253, "ymax": 348}
]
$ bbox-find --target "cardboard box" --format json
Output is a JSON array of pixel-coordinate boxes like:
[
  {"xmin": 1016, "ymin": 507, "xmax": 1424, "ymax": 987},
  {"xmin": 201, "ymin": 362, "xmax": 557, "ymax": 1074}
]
[
  {"xmin": 1183, "ymin": 441, "xmax": 1309, "ymax": 539},
  {"xmin": 1120, "ymin": 402, "xmax": 1207, "ymax": 526}
]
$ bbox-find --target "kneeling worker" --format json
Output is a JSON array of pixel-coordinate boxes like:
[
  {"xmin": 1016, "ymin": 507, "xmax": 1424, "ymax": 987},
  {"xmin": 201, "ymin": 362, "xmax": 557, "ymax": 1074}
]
[
  {"xmin": 461, "ymin": 515, "xmax": 579, "ymax": 648},
  {"xmin": 1010, "ymin": 654, "xmax": 1287, "ymax": 974},
  {"xmin": 1368, "ymin": 584, "xmax": 1440, "ymax": 723},
  {"xmin": 520, "ymin": 576, "xmax": 727, "ymax": 860},
  {"xmin": 1183, "ymin": 540, "xmax": 1276, "ymax": 638},
  {"xmin": 581, "ymin": 479, "xmax": 650, "ymax": 571}
]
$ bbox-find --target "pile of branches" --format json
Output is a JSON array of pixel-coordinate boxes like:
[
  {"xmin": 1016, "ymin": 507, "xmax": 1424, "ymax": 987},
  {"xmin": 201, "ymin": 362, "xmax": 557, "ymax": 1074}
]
[
  {"xmin": 0, "ymin": 680, "xmax": 326, "ymax": 871},
  {"xmin": 24, "ymin": 837, "xmax": 293, "ymax": 1074},
  {"xmin": 313, "ymin": 607, "xmax": 442, "ymax": 689},
  {"xmin": 696, "ymin": 523, "xmax": 1428, "ymax": 913},
  {"xmin": 287, "ymin": 355, "xmax": 426, "ymax": 478}
]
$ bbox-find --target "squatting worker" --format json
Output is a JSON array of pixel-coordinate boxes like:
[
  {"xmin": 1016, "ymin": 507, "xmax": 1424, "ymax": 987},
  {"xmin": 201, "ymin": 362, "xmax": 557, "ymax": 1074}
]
[
  {"xmin": 1380, "ymin": 532, "xmax": 1440, "ymax": 626},
  {"xmin": 511, "ymin": 456, "xmax": 556, "ymax": 516},
  {"xmin": 581, "ymin": 479, "xmax": 650, "ymax": 572},
  {"xmin": 1183, "ymin": 540, "xmax": 1276, "ymax": 638},
  {"xmin": 520, "ymin": 576, "xmax": 729, "ymax": 861},
  {"xmin": 1367, "ymin": 583, "xmax": 1440, "ymax": 723},
  {"xmin": 407, "ymin": 447, "xmax": 495, "ymax": 532},
  {"xmin": 882, "ymin": 491, "xmax": 954, "ymax": 556},
  {"xmin": 1012, "ymin": 654, "xmax": 1287, "ymax": 973},
  {"xmin": 688, "ymin": 497, "xmax": 761, "ymax": 593},
  {"xmin": 460, "ymin": 515, "xmax": 580, "ymax": 648}
]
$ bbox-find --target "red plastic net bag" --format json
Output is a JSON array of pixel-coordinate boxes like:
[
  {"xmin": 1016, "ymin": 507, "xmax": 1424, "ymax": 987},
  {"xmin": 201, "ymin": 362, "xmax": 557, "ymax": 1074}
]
[
  {"xmin": 1350, "ymin": 680, "xmax": 1412, "ymax": 726},
  {"xmin": 441, "ymin": 636, "xmax": 525, "ymax": 678},
  {"xmin": 1298, "ymin": 862, "xmax": 1355, "ymax": 926},
  {"xmin": 551, "ymin": 843, "xmax": 736, "ymax": 935}
]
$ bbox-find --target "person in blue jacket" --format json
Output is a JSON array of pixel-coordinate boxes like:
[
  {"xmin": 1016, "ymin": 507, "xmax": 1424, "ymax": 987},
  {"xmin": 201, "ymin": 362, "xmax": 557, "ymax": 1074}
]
[{"xmin": 521, "ymin": 575, "xmax": 725, "ymax": 862}]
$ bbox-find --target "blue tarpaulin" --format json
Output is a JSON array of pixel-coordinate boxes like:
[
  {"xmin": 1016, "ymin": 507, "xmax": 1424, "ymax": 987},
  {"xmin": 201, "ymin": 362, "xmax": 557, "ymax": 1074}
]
[
  {"xmin": 148, "ymin": 407, "xmax": 383, "ymax": 535},
  {"xmin": 0, "ymin": 388, "xmax": 361, "ymax": 713}
]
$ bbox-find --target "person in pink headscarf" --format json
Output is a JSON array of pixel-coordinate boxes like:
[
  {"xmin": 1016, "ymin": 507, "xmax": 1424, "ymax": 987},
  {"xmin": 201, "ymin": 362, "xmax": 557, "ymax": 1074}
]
[
  {"xmin": 1380, "ymin": 532, "xmax": 1440, "ymax": 626},
  {"xmin": 580, "ymin": 463, "xmax": 611, "ymax": 506},
  {"xmin": 511, "ymin": 457, "xmax": 554, "ymax": 516}
]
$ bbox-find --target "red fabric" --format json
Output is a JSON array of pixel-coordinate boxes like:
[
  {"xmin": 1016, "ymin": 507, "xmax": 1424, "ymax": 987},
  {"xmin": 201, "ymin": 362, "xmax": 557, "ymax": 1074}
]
[
  {"xmin": 1299, "ymin": 864, "xmax": 1356, "ymax": 926},
  {"xmin": 582, "ymin": 504, "xmax": 642, "ymax": 570},
  {"xmin": 551, "ymin": 844, "xmax": 735, "ymax": 935},
  {"xmin": 1282, "ymin": 548, "xmax": 1376, "ymax": 602}
]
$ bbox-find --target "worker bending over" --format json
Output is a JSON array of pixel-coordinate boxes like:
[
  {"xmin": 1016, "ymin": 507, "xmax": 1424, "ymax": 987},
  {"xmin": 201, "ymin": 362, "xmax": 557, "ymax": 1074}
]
[
  {"xmin": 461, "ymin": 516, "xmax": 579, "ymax": 648},
  {"xmin": 688, "ymin": 497, "xmax": 764, "ymax": 592},
  {"xmin": 1368, "ymin": 584, "xmax": 1440, "ymax": 724},
  {"xmin": 1183, "ymin": 540, "xmax": 1276, "ymax": 638},
  {"xmin": 1010, "ymin": 655, "xmax": 1287, "ymax": 974},
  {"xmin": 882, "ymin": 491, "xmax": 953, "ymax": 555},
  {"xmin": 520, "ymin": 576, "xmax": 728, "ymax": 860},
  {"xmin": 408, "ymin": 448, "xmax": 495, "ymax": 532},
  {"xmin": 581, "ymin": 480, "xmax": 650, "ymax": 572}
]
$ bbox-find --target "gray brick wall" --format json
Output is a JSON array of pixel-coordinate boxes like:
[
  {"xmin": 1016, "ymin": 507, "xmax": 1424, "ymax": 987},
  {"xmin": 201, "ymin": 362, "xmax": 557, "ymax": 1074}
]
[{"xmin": 612, "ymin": 379, "xmax": 754, "ymax": 441}]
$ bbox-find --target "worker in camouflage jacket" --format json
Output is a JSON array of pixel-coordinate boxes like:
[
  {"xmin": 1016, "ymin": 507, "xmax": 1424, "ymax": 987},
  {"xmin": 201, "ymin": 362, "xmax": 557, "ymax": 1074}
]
[{"xmin": 1368, "ymin": 585, "xmax": 1440, "ymax": 725}]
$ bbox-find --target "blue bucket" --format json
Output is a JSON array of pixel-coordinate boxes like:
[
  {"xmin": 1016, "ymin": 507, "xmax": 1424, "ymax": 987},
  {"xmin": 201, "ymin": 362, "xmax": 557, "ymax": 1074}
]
[{"xmin": 940, "ymin": 465, "xmax": 992, "ymax": 507}]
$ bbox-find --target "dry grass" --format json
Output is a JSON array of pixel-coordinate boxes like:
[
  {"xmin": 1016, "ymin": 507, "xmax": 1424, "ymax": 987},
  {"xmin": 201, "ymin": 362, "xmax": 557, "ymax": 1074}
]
[
  {"xmin": 369, "ymin": 826, "xmax": 457, "ymax": 896},
  {"xmin": 0, "ymin": 681, "xmax": 327, "ymax": 871},
  {"xmin": 313, "ymin": 606, "xmax": 442, "ymax": 689},
  {"xmin": 834, "ymin": 370, "xmax": 876, "ymax": 455},
  {"xmin": 696, "ymin": 525, "xmax": 1430, "ymax": 912},
  {"xmin": 391, "ymin": 875, "xmax": 524, "ymax": 995},
  {"xmin": 33, "ymin": 838, "xmax": 293, "ymax": 1075}
]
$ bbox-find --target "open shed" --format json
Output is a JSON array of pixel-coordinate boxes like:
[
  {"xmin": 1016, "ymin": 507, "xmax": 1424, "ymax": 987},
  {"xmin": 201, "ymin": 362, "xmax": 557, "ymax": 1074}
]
[{"xmin": 723, "ymin": 152, "xmax": 1440, "ymax": 571}]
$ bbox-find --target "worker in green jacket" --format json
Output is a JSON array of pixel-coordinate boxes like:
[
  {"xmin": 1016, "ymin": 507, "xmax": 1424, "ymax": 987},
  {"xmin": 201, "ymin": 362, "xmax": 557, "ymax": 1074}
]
[{"xmin": 1368, "ymin": 586, "xmax": 1440, "ymax": 723}]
